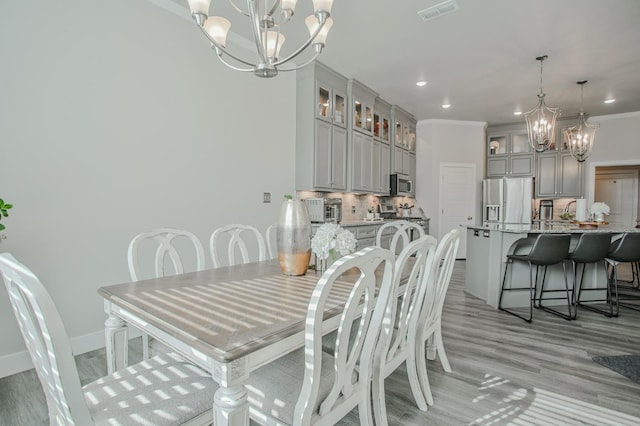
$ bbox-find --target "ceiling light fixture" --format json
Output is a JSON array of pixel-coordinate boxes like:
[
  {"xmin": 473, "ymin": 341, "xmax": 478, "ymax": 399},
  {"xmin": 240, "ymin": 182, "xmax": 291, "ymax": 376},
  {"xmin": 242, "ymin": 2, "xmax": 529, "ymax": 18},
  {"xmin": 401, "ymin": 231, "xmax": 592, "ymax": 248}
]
[
  {"xmin": 441, "ymin": 104, "xmax": 451, "ymax": 109},
  {"xmin": 604, "ymin": 98, "xmax": 616, "ymax": 104},
  {"xmin": 187, "ymin": 0, "xmax": 334, "ymax": 78},
  {"xmin": 416, "ymin": 81, "xmax": 427, "ymax": 87},
  {"xmin": 524, "ymin": 55, "xmax": 560, "ymax": 152},
  {"xmin": 513, "ymin": 111, "xmax": 523, "ymax": 116},
  {"xmin": 565, "ymin": 80, "xmax": 599, "ymax": 163}
]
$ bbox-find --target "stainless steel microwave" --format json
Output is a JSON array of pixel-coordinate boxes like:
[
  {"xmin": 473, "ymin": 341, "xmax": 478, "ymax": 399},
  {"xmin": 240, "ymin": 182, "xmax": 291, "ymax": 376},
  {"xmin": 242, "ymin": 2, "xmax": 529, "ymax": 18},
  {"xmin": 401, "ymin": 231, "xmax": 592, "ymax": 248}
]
[{"xmin": 390, "ymin": 173, "xmax": 413, "ymax": 196}]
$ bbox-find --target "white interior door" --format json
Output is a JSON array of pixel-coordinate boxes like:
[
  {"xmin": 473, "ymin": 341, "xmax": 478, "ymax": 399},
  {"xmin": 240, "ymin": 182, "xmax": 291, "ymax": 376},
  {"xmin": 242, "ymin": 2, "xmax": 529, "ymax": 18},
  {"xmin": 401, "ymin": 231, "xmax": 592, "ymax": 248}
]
[
  {"xmin": 595, "ymin": 170, "xmax": 638, "ymax": 226},
  {"xmin": 439, "ymin": 163, "xmax": 477, "ymax": 259}
]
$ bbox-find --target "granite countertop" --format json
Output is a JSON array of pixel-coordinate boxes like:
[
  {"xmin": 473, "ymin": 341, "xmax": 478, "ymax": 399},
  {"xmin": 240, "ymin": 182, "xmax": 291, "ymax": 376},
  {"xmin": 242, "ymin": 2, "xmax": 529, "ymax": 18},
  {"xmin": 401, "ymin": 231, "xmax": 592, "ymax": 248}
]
[
  {"xmin": 467, "ymin": 222, "xmax": 640, "ymax": 234},
  {"xmin": 312, "ymin": 217, "xmax": 429, "ymax": 227}
]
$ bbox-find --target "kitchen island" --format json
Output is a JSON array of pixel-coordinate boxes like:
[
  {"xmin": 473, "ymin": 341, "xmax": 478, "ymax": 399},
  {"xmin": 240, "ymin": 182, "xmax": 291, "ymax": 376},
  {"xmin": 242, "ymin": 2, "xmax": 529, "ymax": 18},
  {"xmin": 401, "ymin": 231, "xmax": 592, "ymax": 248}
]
[{"xmin": 465, "ymin": 222, "xmax": 639, "ymax": 309}]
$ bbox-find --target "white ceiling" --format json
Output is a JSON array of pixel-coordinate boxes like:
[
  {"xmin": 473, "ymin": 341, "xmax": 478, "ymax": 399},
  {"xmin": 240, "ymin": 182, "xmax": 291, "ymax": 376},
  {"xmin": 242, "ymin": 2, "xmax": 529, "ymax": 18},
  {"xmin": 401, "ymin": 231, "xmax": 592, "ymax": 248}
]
[{"xmin": 160, "ymin": 0, "xmax": 640, "ymax": 125}]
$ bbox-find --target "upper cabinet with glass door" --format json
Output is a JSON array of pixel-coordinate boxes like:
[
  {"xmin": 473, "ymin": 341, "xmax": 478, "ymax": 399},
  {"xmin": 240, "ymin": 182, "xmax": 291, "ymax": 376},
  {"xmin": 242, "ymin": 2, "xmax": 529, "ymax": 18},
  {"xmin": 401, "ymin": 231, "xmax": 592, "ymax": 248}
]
[
  {"xmin": 316, "ymin": 81, "xmax": 346, "ymax": 127},
  {"xmin": 374, "ymin": 98, "xmax": 391, "ymax": 144},
  {"xmin": 391, "ymin": 105, "xmax": 415, "ymax": 152},
  {"xmin": 486, "ymin": 126, "xmax": 534, "ymax": 178},
  {"xmin": 487, "ymin": 130, "xmax": 532, "ymax": 157},
  {"xmin": 348, "ymin": 79, "xmax": 376, "ymax": 135}
]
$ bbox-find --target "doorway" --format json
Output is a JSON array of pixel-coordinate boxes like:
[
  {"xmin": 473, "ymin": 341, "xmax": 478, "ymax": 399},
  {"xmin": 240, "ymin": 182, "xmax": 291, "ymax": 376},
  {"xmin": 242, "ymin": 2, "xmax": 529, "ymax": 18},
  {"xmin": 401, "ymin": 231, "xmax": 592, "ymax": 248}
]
[
  {"xmin": 594, "ymin": 166, "xmax": 639, "ymax": 226},
  {"xmin": 439, "ymin": 163, "xmax": 476, "ymax": 259}
]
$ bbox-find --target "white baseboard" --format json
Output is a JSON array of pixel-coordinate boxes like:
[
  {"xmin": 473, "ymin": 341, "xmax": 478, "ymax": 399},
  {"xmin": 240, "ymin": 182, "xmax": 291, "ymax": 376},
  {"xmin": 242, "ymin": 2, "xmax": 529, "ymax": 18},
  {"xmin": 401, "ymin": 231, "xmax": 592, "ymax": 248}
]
[{"xmin": 0, "ymin": 328, "xmax": 143, "ymax": 379}]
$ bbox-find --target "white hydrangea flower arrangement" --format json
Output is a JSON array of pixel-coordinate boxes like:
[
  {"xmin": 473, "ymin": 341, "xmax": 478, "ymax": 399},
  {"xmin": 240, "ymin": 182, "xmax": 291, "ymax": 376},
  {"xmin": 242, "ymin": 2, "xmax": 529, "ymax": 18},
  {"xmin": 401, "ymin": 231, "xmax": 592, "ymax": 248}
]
[
  {"xmin": 311, "ymin": 223, "xmax": 357, "ymax": 265},
  {"xmin": 589, "ymin": 202, "xmax": 610, "ymax": 215}
]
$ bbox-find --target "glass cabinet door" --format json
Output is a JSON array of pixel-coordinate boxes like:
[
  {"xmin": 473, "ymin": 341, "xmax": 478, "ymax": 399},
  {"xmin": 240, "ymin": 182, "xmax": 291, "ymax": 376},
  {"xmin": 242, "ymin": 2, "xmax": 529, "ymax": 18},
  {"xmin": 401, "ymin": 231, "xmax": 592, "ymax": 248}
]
[
  {"xmin": 364, "ymin": 105, "xmax": 373, "ymax": 132},
  {"xmin": 488, "ymin": 135, "xmax": 507, "ymax": 155},
  {"xmin": 354, "ymin": 100, "xmax": 363, "ymax": 129},
  {"xmin": 317, "ymin": 85, "xmax": 330, "ymax": 120},
  {"xmin": 403, "ymin": 123, "xmax": 410, "ymax": 149},
  {"xmin": 511, "ymin": 132, "xmax": 532, "ymax": 154},
  {"xmin": 409, "ymin": 125, "xmax": 416, "ymax": 152},
  {"xmin": 333, "ymin": 92, "xmax": 345, "ymax": 125},
  {"xmin": 382, "ymin": 117, "xmax": 389, "ymax": 142},
  {"xmin": 373, "ymin": 112, "xmax": 380, "ymax": 137},
  {"xmin": 396, "ymin": 121, "xmax": 402, "ymax": 147}
]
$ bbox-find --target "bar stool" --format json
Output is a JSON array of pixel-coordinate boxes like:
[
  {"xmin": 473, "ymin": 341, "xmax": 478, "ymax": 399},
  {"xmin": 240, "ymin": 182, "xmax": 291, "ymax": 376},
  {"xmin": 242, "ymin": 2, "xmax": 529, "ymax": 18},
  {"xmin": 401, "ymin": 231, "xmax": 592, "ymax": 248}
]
[
  {"xmin": 499, "ymin": 233, "xmax": 571, "ymax": 323},
  {"xmin": 608, "ymin": 232, "xmax": 640, "ymax": 314},
  {"xmin": 566, "ymin": 233, "xmax": 612, "ymax": 318}
]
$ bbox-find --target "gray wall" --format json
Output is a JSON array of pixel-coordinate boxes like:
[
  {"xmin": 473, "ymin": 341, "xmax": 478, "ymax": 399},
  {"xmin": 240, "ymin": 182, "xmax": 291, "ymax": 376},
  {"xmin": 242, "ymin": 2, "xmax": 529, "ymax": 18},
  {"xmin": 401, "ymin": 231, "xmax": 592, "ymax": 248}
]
[{"xmin": 0, "ymin": 0, "xmax": 296, "ymax": 375}]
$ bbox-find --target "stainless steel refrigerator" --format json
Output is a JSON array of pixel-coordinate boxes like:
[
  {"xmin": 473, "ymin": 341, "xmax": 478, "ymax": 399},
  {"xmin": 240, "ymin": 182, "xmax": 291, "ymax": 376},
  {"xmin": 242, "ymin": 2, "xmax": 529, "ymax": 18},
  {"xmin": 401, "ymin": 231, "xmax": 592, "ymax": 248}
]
[{"xmin": 483, "ymin": 177, "xmax": 533, "ymax": 224}]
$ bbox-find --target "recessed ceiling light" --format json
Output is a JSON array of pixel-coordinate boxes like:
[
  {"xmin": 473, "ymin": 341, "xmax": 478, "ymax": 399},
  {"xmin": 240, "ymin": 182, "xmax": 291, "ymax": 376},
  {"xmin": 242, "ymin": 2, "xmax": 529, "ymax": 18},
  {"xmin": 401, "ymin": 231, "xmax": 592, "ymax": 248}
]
[
  {"xmin": 604, "ymin": 98, "xmax": 616, "ymax": 104},
  {"xmin": 416, "ymin": 81, "xmax": 427, "ymax": 87},
  {"xmin": 513, "ymin": 111, "xmax": 523, "ymax": 116},
  {"xmin": 442, "ymin": 104, "xmax": 451, "ymax": 109}
]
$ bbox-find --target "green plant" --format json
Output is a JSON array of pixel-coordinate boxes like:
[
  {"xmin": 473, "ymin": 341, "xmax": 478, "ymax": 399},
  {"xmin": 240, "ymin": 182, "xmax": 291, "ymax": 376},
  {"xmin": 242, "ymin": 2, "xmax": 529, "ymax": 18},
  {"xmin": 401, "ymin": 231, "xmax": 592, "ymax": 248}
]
[
  {"xmin": 284, "ymin": 194, "xmax": 293, "ymax": 200},
  {"xmin": 0, "ymin": 198, "xmax": 13, "ymax": 231}
]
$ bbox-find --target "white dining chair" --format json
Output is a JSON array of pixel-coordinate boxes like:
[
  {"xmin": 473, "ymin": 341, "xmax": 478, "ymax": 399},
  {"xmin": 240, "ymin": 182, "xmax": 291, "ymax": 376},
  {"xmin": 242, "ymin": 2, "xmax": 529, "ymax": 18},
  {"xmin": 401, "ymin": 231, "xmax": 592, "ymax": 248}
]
[
  {"xmin": 376, "ymin": 220, "xmax": 426, "ymax": 255},
  {"xmin": 128, "ymin": 227, "xmax": 206, "ymax": 281},
  {"xmin": 370, "ymin": 235, "xmax": 438, "ymax": 423},
  {"xmin": 265, "ymin": 222, "xmax": 277, "ymax": 259},
  {"xmin": 127, "ymin": 227, "xmax": 206, "ymax": 358},
  {"xmin": 413, "ymin": 228, "xmax": 460, "ymax": 406},
  {"xmin": 245, "ymin": 246, "xmax": 396, "ymax": 426},
  {"xmin": 209, "ymin": 224, "xmax": 268, "ymax": 268},
  {"xmin": 0, "ymin": 253, "xmax": 216, "ymax": 426}
]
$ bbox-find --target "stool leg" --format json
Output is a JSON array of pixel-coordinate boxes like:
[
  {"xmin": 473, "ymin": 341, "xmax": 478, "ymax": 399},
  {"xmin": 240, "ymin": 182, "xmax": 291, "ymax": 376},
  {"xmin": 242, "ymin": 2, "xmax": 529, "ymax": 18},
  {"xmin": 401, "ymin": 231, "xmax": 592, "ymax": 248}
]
[
  {"xmin": 499, "ymin": 259, "xmax": 534, "ymax": 323},
  {"xmin": 537, "ymin": 262, "xmax": 573, "ymax": 320},
  {"xmin": 577, "ymin": 260, "xmax": 619, "ymax": 318}
]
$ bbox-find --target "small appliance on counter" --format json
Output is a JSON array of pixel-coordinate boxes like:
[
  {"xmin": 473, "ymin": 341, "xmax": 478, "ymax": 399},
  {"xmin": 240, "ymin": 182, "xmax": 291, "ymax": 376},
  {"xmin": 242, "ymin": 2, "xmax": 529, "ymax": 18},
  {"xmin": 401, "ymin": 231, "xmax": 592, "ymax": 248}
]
[
  {"xmin": 539, "ymin": 199, "xmax": 554, "ymax": 221},
  {"xmin": 379, "ymin": 202, "xmax": 397, "ymax": 219},
  {"xmin": 482, "ymin": 177, "xmax": 533, "ymax": 225},
  {"xmin": 304, "ymin": 198, "xmax": 342, "ymax": 223}
]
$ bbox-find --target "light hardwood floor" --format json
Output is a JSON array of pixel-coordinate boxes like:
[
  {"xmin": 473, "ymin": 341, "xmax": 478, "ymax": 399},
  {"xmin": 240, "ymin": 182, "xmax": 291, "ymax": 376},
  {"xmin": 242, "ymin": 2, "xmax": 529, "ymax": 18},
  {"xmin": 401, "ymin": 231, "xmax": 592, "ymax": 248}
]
[{"xmin": 1, "ymin": 261, "xmax": 639, "ymax": 425}]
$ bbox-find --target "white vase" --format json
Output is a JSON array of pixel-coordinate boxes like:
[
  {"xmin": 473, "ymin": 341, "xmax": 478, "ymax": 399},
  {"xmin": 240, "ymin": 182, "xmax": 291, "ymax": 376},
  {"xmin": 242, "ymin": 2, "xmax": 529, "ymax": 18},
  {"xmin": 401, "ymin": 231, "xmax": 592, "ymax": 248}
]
[{"xmin": 594, "ymin": 212, "xmax": 605, "ymax": 222}]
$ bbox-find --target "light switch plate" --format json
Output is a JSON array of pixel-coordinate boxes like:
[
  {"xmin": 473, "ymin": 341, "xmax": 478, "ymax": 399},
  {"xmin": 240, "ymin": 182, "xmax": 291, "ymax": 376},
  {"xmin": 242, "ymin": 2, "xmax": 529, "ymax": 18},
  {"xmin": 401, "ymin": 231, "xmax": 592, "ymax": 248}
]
[{"xmin": 263, "ymin": 192, "xmax": 271, "ymax": 203}]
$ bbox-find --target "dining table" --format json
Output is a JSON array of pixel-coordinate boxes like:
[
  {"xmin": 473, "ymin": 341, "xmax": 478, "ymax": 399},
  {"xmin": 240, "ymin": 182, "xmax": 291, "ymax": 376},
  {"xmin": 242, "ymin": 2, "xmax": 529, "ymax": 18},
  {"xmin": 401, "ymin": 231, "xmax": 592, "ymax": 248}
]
[{"xmin": 97, "ymin": 259, "xmax": 367, "ymax": 426}]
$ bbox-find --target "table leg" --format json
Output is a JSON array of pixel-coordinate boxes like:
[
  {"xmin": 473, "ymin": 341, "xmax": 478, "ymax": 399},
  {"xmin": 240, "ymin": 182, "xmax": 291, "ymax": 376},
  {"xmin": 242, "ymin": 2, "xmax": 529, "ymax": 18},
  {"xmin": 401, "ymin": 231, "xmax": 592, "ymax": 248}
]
[
  {"xmin": 213, "ymin": 358, "xmax": 250, "ymax": 426},
  {"xmin": 104, "ymin": 302, "xmax": 128, "ymax": 374}
]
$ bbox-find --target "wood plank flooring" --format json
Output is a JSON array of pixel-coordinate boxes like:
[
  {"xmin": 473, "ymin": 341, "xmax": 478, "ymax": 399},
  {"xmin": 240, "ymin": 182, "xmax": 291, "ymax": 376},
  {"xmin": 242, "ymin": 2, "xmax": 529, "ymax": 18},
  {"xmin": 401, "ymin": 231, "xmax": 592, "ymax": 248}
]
[{"xmin": 1, "ymin": 261, "xmax": 639, "ymax": 425}]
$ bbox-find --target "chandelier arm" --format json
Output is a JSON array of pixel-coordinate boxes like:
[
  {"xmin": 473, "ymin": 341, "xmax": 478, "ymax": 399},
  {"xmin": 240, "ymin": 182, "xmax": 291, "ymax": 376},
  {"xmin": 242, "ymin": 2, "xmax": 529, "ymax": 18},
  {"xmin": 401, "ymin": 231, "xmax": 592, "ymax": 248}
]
[
  {"xmin": 272, "ymin": 17, "xmax": 326, "ymax": 66},
  {"xmin": 266, "ymin": 0, "xmax": 280, "ymax": 17},
  {"xmin": 228, "ymin": 0, "xmax": 251, "ymax": 17},
  {"xmin": 198, "ymin": 26, "xmax": 258, "ymax": 67},
  {"xmin": 276, "ymin": 49, "xmax": 321, "ymax": 71},
  {"xmin": 215, "ymin": 52, "xmax": 257, "ymax": 72}
]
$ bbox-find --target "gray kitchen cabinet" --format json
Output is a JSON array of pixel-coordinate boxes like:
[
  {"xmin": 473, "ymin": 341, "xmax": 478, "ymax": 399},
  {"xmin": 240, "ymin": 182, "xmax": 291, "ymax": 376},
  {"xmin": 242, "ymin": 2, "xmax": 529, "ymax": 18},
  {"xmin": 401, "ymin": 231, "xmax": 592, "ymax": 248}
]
[
  {"xmin": 351, "ymin": 130, "xmax": 373, "ymax": 192},
  {"xmin": 535, "ymin": 152, "xmax": 583, "ymax": 198},
  {"xmin": 394, "ymin": 146, "xmax": 410, "ymax": 175},
  {"xmin": 391, "ymin": 106, "xmax": 416, "ymax": 175},
  {"xmin": 348, "ymin": 79, "xmax": 379, "ymax": 193},
  {"xmin": 486, "ymin": 129, "xmax": 534, "ymax": 178},
  {"xmin": 314, "ymin": 120, "xmax": 347, "ymax": 190},
  {"xmin": 409, "ymin": 153, "xmax": 416, "ymax": 191},
  {"xmin": 296, "ymin": 62, "xmax": 348, "ymax": 191},
  {"xmin": 380, "ymin": 142, "xmax": 390, "ymax": 195}
]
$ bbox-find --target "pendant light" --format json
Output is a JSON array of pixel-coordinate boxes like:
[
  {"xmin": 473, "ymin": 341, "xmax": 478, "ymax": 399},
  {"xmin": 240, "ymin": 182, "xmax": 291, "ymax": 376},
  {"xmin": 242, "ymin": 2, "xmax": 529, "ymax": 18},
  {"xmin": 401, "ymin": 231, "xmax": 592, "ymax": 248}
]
[
  {"xmin": 565, "ymin": 80, "xmax": 599, "ymax": 162},
  {"xmin": 187, "ymin": 0, "xmax": 334, "ymax": 78},
  {"xmin": 524, "ymin": 55, "xmax": 560, "ymax": 152}
]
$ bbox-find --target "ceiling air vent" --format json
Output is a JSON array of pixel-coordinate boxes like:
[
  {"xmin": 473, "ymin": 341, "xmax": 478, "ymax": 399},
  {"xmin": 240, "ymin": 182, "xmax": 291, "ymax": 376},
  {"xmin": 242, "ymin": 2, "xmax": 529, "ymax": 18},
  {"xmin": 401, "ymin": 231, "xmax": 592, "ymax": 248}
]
[{"xmin": 417, "ymin": 0, "xmax": 460, "ymax": 22}]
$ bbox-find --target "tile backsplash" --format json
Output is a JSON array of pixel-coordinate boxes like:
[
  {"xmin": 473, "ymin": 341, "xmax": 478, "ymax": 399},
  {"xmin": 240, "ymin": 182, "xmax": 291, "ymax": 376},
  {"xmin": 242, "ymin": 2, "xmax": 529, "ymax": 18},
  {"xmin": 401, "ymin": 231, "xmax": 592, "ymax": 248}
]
[{"xmin": 296, "ymin": 191, "xmax": 425, "ymax": 222}]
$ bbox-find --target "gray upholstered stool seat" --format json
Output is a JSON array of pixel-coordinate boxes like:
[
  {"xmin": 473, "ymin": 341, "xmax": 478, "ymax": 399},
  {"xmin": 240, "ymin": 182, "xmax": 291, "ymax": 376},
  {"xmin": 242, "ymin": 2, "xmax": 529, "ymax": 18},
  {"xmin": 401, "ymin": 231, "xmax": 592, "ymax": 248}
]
[
  {"xmin": 608, "ymin": 232, "xmax": 640, "ymax": 314},
  {"xmin": 570, "ymin": 233, "xmax": 613, "ymax": 318},
  {"xmin": 499, "ymin": 233, "xmax": 571, "ymax": 322}
]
